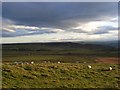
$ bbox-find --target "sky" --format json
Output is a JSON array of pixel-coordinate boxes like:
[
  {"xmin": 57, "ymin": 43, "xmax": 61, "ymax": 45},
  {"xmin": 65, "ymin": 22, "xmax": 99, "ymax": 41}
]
[{"xmin": 2, "ymin": 2, "xmax": 118, "ymax": 43}]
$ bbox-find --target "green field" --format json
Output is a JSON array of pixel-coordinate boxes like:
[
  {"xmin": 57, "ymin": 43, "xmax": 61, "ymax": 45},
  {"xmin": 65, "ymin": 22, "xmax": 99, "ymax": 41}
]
[
  {"xmin": 2, "ymin": 42, "xmax": 118, "ymax": 63},
  {"xmin": 2, "ymin": 63, "xmax": 120, "ymax": 88},
  {"xmin": 2, "ymin": 42, "xmax": 119, "ymax": 88}
]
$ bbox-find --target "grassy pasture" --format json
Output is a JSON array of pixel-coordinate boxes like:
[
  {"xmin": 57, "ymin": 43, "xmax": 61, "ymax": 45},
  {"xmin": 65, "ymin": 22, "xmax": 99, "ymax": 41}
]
[
  {"xmin": 2, "ymin": 43, "xmax": 119, "ymax": 88},
  {"xmin": 2, "ymin": 54, "xmax": 96, "ymax": 63},
  {"xmin": 2, "ymin": 63, "xmax": 120, "ymax": 88}
]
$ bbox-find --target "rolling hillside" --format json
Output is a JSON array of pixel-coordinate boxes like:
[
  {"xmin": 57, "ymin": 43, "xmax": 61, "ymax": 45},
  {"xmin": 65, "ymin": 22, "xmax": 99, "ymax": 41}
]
[{"xmin": 2, "ymin": 42, "xmax": 118, "ymax": 63}]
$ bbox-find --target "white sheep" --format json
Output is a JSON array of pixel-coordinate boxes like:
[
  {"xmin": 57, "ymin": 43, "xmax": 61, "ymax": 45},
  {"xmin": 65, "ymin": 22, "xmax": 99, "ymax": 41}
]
[
  {"xmin": 84, "ymin": 62, "xmax": 86, "ymax": 63},
  {"xmin": 17, "ymin": 62, "xmax": 23, "ymax": 65},
  {"xmin": 109, "ymin": 67, "xmax": 112, "ymax": 71},
  {"xmin": 76, "ymin": 61, "xmax": 79, "ymax": 63},
  {"xmin": 25, "ymin": 62, "xmax": 29, "ymax": 65},
  {"xmin": 88, "ymin": 65, "xmax": 92, "ymax": 69},
  {"xmin": 44, "ymin": 61, "xmax": 46, "ymax": 63},
  {"xmin": 48, "ymin": 61, "xmax": 50, "ymax": 63},
  {"xmin": 21, "ymin": 62, "xmax": 23, "ymax": 65},
  {"xmin": 58, "ymin": 61, "xmax": 60, "ymax": 64},
  {"xmin": 31, "ymin": 61, "xmax": 34, "ymax": 64},
  {"xmin": 14, "ymin": 61, "xmax": 18, "ymax": 65}
]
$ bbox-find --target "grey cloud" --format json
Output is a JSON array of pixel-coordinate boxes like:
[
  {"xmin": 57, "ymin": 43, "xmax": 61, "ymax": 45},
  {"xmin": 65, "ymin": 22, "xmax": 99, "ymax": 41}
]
[
  {"xmin": 93, "ymin": 26, "xmax": 118, "ymax": 34},
  {"xmin": 2, "ymin": 28, "xmax": 56, "ymax": 37},
  {"xmin": 65, "ymin": 26, "xmax": 118, "ymax": 34},
  {"xmin": 2, "ymin": 2, "xmax": 118, "ymax": 40},
  {"xmin": 3, "ymin": 2, "xmax": 117, "ymax": 29},
  {"xmin": 67, "ymin": 29, "xmax": 88, "ymax": 33}
]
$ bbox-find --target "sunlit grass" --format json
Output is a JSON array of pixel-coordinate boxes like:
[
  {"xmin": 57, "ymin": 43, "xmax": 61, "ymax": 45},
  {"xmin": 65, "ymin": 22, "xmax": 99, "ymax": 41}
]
[{"xmin": 2, "ymin": 63, "xmax": 120, "ymax": 88}]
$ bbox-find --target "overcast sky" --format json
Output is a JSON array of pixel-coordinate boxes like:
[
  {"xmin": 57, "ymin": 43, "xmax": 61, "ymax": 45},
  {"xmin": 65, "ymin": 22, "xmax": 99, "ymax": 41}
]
[{"xmin": 2, "ymin": 2, "xmax": 118, "ymax": 43}]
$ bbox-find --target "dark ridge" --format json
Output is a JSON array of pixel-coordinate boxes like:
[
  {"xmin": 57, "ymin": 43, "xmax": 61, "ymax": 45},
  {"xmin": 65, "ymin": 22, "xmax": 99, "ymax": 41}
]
[{"xmin": 2, "ymin": 42, "xmax": 117, "ymax": 50}]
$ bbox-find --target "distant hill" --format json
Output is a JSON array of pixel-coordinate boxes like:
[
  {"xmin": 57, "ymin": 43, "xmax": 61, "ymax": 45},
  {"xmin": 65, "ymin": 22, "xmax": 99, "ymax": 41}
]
[
  {"xmin": 2, "ymin": 42, "xmax": 118, "ymax": 62},
  {"xmin": 76, "ymin": 40, "xmax": 119, "ymax": 48},
  {"xmin": 2, "ymin": 42, "xmax": 117, "ymax": 51}
]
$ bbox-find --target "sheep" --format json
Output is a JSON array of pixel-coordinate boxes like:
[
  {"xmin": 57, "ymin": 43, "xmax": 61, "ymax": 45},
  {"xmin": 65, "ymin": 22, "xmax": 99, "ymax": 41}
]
[
  {"xmin": 31, "ymin": 61, "xmax": 34, "ymax": 64},
  {"xmin": 44, "ymin": 61, "xmax": 47, "ymax": 63},
  {"xmin": 20, "ymin": 62, "xmax": 24, "ymax": 65},
  {"xmin": 76, "ymin": 61, "xmax": 79, "ymax": 63},
  {"xmin": 13, "ymin": 61, "xmax": 19, "ymax": 65},
  {"xmin": 13, "ymin": 61, "xmax": 24, "ymax": 65},
  {"xmin": 88, "ymin": 65, "xmax": 92, "ymax": 69},
  {"xmin": 109, "ymin": 67, "xmax": 112, "ymax": 71},
  {"xmin": 18, "ymin": 62, "xmax": 23, "ymax": 65},
  {"xmin": 58, "ymin": 61, "xmax": 60, "ymax": 64},
  {"xmin": 48, "ymin": 61, "xmax": 50, "ymax": 63},
  {"xmin": 25, "ymin": 62, "xmax": 29, "ymax": 65},
  {"xmin": 84, "ymin": 62, "xmax": 86, "ymax": 64}
]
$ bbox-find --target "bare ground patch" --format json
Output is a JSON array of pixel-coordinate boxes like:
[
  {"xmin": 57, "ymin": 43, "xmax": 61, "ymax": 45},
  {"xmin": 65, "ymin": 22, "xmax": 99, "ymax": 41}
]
[{"xmin": 95, "ymin": 57, "xmax": 119, "ymax": 64}]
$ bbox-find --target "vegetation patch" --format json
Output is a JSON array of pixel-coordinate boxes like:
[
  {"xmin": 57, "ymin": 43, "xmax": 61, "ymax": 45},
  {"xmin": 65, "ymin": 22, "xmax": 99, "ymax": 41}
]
[{"xmin": 2, "ymin": 63, "xmax": 120, "ymax": 88}]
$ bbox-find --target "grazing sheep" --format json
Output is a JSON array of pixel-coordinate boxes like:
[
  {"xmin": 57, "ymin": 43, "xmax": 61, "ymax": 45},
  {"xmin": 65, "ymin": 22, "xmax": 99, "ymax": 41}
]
[
  {"xmin": 76, "ymin": 61, "xmax": 79, "ymax": 63},
  {"xmin": 21, "ymin": 62, "xmax": 23, "ymax": 65},
  {"xmin": 58, "ymin": 61, "xmax": 60, "ymax": 64},
  {"xmin": 109, "ymin": 67, "xmax": 112, "ymax": 71},
  {"xmin": 44, "ymin": 61, "xmax": 47, "ymax": 63},
  {"xmin": 88, "ymin": 65, "xmax": 92, "ymax": 69},
  {"xmin": 19, "ymin": 62, "xmax": 23, "ymax": 65},
  {"xmin": 84, "ymin": 62, "xmax": 86, "ymax": 63},
  {"xmin": 14, "ymin": 61, "xmax": 24, "ymax": 65},
  {"xmin": 25, "ymin": 62, "xmax": 29, "ymax": 65},
  {"xmin": 31, "ymin": 61, "xmax": 34, "ymax": 64},
  {"xmin": 14, "ymin": 61, "xmax": 19, "ymax": 65},
  {"xmin": 48, "ymin": 61, "xmax": 50, "ymax": 63}
]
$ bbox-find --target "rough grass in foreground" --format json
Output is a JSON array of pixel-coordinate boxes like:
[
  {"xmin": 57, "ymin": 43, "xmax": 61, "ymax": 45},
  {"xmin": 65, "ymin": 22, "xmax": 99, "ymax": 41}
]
[{"xmin": 2, "ymin": 63, "xmax": 120, "ymax": 88}]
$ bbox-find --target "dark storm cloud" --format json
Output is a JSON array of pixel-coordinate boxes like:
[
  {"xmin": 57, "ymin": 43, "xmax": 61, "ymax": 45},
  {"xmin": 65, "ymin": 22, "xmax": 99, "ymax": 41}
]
[{"xmin": 2, "ymin": 2, "xmax": 117, "ymax": 29}]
